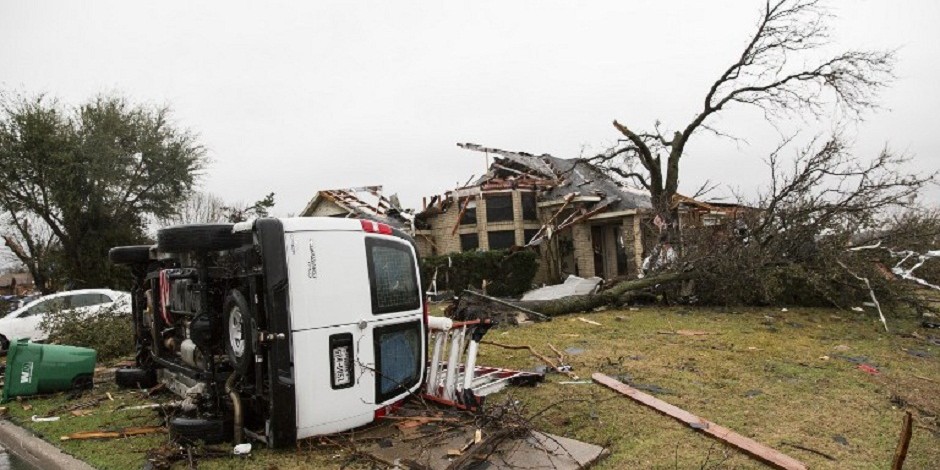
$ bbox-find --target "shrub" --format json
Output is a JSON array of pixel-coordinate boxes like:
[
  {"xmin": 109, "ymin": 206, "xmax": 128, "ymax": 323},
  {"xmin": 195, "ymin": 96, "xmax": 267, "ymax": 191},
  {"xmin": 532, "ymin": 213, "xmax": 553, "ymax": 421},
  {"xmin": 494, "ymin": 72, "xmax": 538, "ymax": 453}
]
[
  {"xmin": 40, "ymin": 304, "xmax": 134, "ymax": 361},
  {"xmin": 421, "ymin": 249, "xmax": 539, "ymax": 297}
]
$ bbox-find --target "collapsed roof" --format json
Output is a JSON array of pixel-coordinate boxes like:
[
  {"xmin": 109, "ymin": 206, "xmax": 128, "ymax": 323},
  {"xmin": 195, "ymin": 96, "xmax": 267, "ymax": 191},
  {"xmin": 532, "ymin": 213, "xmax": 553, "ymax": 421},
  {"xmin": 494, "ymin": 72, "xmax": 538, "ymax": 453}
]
[
  {"xmin": 417, "ymin": 143, "xmax": 651, "ymax": 220},
  {"xmin": 300, "ymin": 186, "xmax": 411, "ymax": 228}
]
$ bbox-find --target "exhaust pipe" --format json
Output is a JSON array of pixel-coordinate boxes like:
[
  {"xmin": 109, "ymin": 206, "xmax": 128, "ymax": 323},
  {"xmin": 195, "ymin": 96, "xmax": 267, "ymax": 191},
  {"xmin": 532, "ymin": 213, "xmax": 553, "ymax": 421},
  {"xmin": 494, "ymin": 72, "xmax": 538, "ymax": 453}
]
[{"xmin": 225, "ymin": 371, "xmax": 243, "ymax": 444}]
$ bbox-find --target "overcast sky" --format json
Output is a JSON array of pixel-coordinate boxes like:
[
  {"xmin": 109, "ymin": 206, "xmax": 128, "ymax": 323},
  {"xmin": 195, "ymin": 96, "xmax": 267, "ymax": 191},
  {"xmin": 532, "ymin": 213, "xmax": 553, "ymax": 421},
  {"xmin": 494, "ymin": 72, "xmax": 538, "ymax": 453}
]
[{"xmin": 2, "ymin": 1, "xmax": 937, "ymax": 215}]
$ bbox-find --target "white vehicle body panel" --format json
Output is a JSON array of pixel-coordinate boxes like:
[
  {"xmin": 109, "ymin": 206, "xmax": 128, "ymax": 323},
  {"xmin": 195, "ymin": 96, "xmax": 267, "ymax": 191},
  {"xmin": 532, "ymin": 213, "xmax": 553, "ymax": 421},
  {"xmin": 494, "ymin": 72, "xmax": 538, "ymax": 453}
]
[{"xmin": 281, "ymin": 224, "xmax": 425, "ymax": 439}]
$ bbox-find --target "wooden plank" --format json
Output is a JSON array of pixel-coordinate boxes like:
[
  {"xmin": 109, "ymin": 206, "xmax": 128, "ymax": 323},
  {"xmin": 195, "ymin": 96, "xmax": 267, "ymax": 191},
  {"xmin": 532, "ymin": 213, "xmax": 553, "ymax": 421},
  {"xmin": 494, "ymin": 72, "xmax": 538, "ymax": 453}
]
[
  {"xmin": 592, "ymin": 373, "xmax": 807, "ymax": 470},
  {"xmin": 891, "ymin": 411, "xmax": 913, "ymax": 470},
  {"xmin": 451, "ymin": 196, "xmax": 473, "ymax": 236}
]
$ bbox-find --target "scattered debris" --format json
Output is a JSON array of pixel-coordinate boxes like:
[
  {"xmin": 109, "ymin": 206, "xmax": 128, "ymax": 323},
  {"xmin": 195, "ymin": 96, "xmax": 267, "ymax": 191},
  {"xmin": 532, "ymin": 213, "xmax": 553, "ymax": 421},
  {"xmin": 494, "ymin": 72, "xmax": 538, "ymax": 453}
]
[
  {"xmin": 834, "ymin": 355, "xmax": 871, "ymax": 365},
  {"xmin": 481, "ymin": 340, "xmax": 579, "ymax": 380},
  {"xmin": 913, "ymin": 374, "xmax": 937, "ymax": 383},
  {"xmin": 923, "ymin": 321, "xmax": 940, "ymax": 329},
  {"xmin": 233, "ymin": 443, "xmax": 252, "ymax": 455},
  {"xmin": 451, "ymin": 289, "xmax": 550, "ymax": 324},
  {"xmin": 578, "ymin": 317, "xmax": 601, "ymax": 326},
  {"xmin": 593, "ymin": 373, "xmax": 807, "ymax": 470},
  {"xmin": 857, "ymin": 364, "xmax": 880, "ymax": 375},
  {"xmin": 356, "ymin": 407, "xmax": 608, "ymax": 470},
  {"xmin": 852, "ymin": 306, "xmax": 865, "ymax": 312},
  {"xmin": 31, "ymin": 415, "xmax": 60, "ymax": 422},
  {"xmin": 658, "ymin": 330, "xmax": 714, "ymax": 336},
  {"xmin": 115, "ymin": 403, "xmax": 164, "ymax": 412},
  {"xmin": 832, "ymin": 435, "xmax": 849, "ymax": 446},
  {"xmin": 744, "ymin": 389, "xmax": 763, "ymax": 398},
  {"xmin": 559, "ymin": 381, "xmax": 592, "ymax": 385},
  {"xmin": 780, "ymin": 442, "xmax": 837, "ymax": 461},
  {"xmin": 904, "ymin": 349, "xmax": 931, "ymax": 358},
  {"xmin": 60, "ymin": 426, "xmax": 165, "ymax": 441},
  {"xmin": 630, "ymin": 383, "xmax": 675, "ymax": 395},
  {"xmin": 521, "ymin": 275, "xmax": 603, "ymax": 301},
  {"xmin": 891, "ymin": 411, "xmax": 913, "ymax": 470},
  {"xmin": 834, "ymin": 344, "xmax": 851, "ymax": 352}
]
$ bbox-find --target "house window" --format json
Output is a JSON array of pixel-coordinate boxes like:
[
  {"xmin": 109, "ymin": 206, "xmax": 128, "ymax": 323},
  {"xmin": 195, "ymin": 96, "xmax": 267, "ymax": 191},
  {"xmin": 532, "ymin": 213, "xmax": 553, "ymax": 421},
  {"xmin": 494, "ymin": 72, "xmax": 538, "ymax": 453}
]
[
  {"xmin": 521, "ymin": 193, "xmax": 537, "ymax": 221},
  {"xmin": 524, "ymin": 229, "xmax": 541, "ymax": 253},
  {"xmin": 487, "ymin": 230, "xmax": 516, "ymax": 250},
  {"xmin": 460, "ymin": 233, "xmax": 479, "ymax": 251},
  {"xmin": 459, "ymin": 199, "xmax": 477, "ymax": 225},
  {"xmin": 485, "ymin": 195, "xmax": 513, "ymax": 222}
]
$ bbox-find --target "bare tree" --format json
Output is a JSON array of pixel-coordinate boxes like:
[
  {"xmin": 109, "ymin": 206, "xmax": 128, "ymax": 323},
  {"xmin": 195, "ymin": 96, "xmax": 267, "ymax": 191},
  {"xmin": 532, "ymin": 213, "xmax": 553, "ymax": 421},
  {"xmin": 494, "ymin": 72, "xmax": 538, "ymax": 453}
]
[
  {"xmin": 591, "ymin": 0, "xmax": 895, "ymax": 231},
  {"xmin": 1, "ymin": 208, "xmax": 58, "ymax": 293},
  {"xmin": 677, "ymin": 136, "xmax": 934, "ymax": 324},
  {"xmin": 160, "ymin": 191, "xmax": 227, "ymax": 225}
]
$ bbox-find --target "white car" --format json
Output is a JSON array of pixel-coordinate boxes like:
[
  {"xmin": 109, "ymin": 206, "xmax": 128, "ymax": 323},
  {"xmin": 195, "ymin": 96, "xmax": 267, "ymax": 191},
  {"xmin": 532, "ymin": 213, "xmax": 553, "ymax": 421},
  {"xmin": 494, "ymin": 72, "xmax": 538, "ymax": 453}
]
[{"xmin": 0, "ymin": 288, "xmax": 131, "ymax": 350}]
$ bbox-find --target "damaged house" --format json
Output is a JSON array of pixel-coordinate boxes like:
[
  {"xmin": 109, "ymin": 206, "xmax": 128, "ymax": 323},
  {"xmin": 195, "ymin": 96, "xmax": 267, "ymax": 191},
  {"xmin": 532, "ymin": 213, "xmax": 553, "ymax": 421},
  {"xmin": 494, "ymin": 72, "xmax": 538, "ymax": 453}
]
[
  {"xmin": 299, "ymin": 185, "xmax": 412, "ymax": 229},
  {"xmin": 413, "ymin": 143, "xmax": 652, "ymax": 284}
]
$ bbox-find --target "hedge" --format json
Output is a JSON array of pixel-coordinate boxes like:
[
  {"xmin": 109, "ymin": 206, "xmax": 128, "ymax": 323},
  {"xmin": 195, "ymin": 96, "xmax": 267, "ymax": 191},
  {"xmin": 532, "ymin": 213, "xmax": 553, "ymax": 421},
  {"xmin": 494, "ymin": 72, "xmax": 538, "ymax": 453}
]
[{"xmin": 420, "ymin": 249, "xmax": 539, "ymax": 298}]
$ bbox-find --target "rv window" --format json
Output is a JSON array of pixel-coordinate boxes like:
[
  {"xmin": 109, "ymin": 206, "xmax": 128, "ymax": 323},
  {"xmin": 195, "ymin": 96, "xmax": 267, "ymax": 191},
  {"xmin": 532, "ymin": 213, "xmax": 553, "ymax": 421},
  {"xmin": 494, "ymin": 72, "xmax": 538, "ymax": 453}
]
[
  {"xmin": 366, "ymin": 238, "xmax": 421, "ymax": 314},
  {"xmin": 373, "ymin": 321, "xmax": 422, "ymax": 402}
]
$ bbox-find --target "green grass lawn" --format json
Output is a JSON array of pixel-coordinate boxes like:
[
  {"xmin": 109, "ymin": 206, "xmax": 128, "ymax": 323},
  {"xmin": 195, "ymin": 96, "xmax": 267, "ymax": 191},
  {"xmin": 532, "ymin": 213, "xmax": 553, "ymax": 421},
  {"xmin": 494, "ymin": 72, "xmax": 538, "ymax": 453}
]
[{"xmin": 3, "ymin": 306, "xmax": 938, "ymax": 469}]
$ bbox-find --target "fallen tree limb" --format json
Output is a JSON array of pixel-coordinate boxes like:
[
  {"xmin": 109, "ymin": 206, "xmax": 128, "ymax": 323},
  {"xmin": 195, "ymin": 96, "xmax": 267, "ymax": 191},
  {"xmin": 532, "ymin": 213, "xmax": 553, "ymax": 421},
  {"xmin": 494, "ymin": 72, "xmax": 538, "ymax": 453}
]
[
  {"xmin": 593, "ymin": 373, "xmax": 807, "ymax": 470},
  {"xmin": 510, "ymin": 271, "xmax": 693, "ymax": 317},
  {"xmin": 462, "ymin": 289, "xmax": 550, "ymax": 322},
  {"xmin": 481, "ymin": 341, "xmax": 578, "ymax": 380}
]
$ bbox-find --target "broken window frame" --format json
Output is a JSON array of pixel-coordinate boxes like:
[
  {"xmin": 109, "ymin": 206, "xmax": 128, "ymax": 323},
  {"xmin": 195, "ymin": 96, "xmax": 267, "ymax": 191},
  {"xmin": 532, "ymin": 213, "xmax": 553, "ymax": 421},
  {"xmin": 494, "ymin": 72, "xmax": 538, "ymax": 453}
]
[
  {"xmin": 485, "ymin": 194, "xmax": 514, "ymax": 223},
  {"xmin": 459, "ymin": 198, "xmax": 477, "ymax": 225},
  {"xmin": 460, "ymin": 233, "xmax": 479, "ymax": 252},
  {"xmin": 524, "ymin": 229, "xmax": 541, "ymax": 253},
  {"xmin": 521, "ymin": 192, "xmax": 537, "ymax": 221},
  {"xmin": 487, "ymin": 230, "xmax": 516, "ymax": 251}
]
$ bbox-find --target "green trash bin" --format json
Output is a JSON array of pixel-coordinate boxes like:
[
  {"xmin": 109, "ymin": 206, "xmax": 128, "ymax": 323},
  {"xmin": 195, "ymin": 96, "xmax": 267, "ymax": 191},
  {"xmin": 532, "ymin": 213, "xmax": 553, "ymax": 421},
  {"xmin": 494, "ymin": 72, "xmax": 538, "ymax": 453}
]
[{"xmin": 2, "ymin": 339, "xmax": 97, "ymax": 403}]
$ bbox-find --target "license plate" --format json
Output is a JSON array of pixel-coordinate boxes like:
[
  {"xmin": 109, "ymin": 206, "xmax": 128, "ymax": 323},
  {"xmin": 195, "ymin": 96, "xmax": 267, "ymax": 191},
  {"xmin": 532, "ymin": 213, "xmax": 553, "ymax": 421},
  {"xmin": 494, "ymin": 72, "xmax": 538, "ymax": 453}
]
[{"xmin": 332, "ymin": 345, "xmax": 352, "ymax": 387}]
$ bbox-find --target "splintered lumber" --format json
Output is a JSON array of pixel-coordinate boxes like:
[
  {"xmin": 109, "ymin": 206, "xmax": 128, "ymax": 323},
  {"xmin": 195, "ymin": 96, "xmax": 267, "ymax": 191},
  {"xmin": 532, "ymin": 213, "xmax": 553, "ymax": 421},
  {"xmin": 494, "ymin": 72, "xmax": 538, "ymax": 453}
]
[
  {"xmin": 592, "ymin": 373, "xmax": 807, "ymax": 470},
  {"xmin": 481, "ymin": 341, "xmax": 578, "ymax": 380},
  {"xmin": 60, "ymin": 426, "xmax": 166, "ymax": 441},
  {"xmin": 891, "ymin": 411, "xmax": 913, "ymax": 470}
]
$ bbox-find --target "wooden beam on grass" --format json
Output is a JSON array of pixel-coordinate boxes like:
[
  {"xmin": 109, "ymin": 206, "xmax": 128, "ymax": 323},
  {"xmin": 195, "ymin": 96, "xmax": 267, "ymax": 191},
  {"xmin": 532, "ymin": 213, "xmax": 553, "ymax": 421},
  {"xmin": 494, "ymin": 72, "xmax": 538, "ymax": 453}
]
[
  {"xmin": 891, "ymin": 411, "xmax": 913, "ymax": 470},
  {"xmin": 592, "ymin": 373, "xmax": 807, "ymax": 470}
]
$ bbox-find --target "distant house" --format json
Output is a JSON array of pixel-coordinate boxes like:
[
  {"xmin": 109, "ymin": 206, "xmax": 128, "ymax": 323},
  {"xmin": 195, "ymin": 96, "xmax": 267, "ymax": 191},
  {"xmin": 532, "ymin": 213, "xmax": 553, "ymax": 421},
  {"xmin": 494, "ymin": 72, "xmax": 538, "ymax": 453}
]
[
  {"xmin": 413, "ymin": 143, "xmax": 653, "ymax": 284},
  {"xmin": 0, "ymin": 272, "xmax": 34, "ymax": 296},
  {"xmin": 298, "ymin": 186, "xmax": 411, "ymax": 229}
]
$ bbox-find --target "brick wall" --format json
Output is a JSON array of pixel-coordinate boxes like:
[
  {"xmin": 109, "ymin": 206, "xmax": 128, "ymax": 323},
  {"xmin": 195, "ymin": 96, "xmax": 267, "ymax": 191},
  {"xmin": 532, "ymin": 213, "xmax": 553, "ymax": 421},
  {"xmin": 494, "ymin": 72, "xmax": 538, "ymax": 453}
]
[{"xmin": 571, "ymin": 224, "xmax": 594, "ymax": 278}]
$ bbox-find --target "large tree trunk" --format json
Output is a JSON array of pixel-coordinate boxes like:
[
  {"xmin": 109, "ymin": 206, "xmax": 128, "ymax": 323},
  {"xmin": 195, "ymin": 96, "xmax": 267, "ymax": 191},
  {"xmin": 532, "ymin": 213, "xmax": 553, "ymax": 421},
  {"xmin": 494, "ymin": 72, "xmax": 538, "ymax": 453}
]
[{"xmin": 508, "ymin": 271, "xmax": 692, "ymax": 317}]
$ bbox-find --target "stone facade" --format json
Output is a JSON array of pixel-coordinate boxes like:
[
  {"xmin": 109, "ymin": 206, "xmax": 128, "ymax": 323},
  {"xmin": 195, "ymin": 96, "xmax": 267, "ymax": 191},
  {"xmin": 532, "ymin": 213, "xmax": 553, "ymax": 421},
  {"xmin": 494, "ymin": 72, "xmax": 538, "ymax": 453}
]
[{"xmin": 417, "ymin": 188, "xmax": 645, "ymax": 284}]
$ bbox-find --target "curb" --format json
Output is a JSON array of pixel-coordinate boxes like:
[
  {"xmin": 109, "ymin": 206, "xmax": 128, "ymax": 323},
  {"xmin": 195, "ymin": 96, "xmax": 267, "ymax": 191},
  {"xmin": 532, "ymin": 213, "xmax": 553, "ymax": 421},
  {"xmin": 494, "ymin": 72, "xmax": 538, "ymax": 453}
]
[{"xmin": 0, "ymin": 419, "xmax": 96, "ymax": 470}]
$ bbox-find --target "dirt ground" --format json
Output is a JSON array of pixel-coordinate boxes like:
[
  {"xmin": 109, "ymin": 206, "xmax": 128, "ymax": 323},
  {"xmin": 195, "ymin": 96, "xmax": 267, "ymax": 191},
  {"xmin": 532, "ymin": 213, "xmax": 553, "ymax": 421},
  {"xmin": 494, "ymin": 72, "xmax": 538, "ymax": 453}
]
[{"xmin": 2, "ymin": 306, "xmax": 938, "ymax": 469}]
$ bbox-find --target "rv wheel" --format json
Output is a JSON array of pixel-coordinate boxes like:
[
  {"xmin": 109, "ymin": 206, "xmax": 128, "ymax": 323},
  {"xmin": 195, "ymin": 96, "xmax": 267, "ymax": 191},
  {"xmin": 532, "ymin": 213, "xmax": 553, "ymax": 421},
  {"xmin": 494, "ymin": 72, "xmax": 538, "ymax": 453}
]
[
  {"xmin": 0, "ymin": 334, "xmax": 9, "ymax": 355},
  {"xmin": 157, "ymin": 224, "xmax": 251, "ymax": 253},
  {"xmin": 170, "ymin": 416, "xmax": 233, "ymax": 445},
  {"xmin": 115, "ymin": 366, "xmax": 157, "ymax": 389},
  {"xmin": 224, "ymin": 290, "xmax": 254, "ymax": 374}
]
